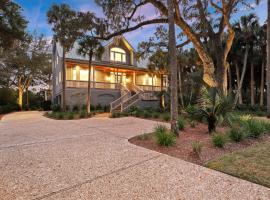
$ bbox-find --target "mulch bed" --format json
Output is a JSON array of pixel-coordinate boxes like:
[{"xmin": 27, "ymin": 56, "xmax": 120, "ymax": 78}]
[{"xmin": 129, "ymin": 123, "xmax": 270, "ymax": 165}]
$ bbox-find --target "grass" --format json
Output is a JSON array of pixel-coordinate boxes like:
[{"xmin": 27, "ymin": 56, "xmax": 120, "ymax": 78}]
[
  {"xmin": 154, "ymin": 125, "xmax": 176, "ymax": 147},
  {"xmin": 212, "ymin": 133, "xmax": 226, "ymax": 148},
  {"xmin": 206, "ymin": 142, "xmax": 270, "ymax": 188}
]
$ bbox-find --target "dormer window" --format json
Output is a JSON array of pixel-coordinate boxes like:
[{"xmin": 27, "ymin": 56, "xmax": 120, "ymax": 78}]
[{"xmin": 110, "ymin": 47, "xmax": 126, "ymax": 63}]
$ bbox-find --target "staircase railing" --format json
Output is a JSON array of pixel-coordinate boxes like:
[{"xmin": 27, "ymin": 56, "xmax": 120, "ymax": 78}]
[{"xmin": 110, "ymin": 84, "xmax": 131, "ymax": 112}]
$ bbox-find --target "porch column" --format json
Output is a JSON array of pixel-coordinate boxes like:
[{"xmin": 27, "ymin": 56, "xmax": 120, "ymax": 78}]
[{"xmin": 133, "ymin": 71, "xmax": 136, "ymax": 86}]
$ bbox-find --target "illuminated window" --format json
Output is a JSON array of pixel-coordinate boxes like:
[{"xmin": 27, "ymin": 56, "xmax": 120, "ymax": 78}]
[
  {"xmin": 110, "ymin": 47, "xmax": 126, "ymax": 62},
  {"xmin": 72, "ymin": 69, "xmax": 77, "ymax": 80},
  {"xmin": 80, "ymin": 69, "xmax": 88, "ymax": 81}
]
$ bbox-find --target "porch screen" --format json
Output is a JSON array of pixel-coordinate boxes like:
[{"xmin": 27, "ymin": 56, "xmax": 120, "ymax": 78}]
[{"xmin": 80, "ymin": 69, "xmax": 88, "ymax": 81}]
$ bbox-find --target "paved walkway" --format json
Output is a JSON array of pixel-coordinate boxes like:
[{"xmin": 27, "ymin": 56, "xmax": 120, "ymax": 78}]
[{"xmin": 0, "ymin": 111, "xmax": 269, "ymax": 200}]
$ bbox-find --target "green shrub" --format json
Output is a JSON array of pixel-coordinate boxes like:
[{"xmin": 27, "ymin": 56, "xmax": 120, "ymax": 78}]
[
  {"xmin": 56, "ymin": 112, "xmax": 64, "ymax": 119},
  {"xmin": 51, "ymin": 104, "xmax": 61, "ymax": 112},
  {"xmin": 162, "ymin": 113, "xmax": 170, "ymax": 121},
  {"xmin": 138, "ymin": 133, "xmax": 150, "ymax": 140},
  {"xmin": 67, "ymin": 112, "xmax": 74, "ymax": 120},
  {"xmin": 191, "ymin": 141, "xmax": 203, "ymax": 156},
  {"xmin": 0, "ymin": 104, "xmax": 20, "ymax": 114},
  {"xmin": 177, "ymin": 117, "xmax": 185, "ymax": 130},
  {"xmin": 154, "ymin": 125, "xmax": 176, "ymax": 147},
  {"xmin": 152, "ymin": 112, "xmax": 159, "ymax": 119},
  {"xmin": 212, "ymin": 133, "xmax": 226, "ymax": 148},
  {"xmin": 110, "ymin": 112, "xmax": 121, "ymax": 118},
  {"xmin": 243, "ymin": 119, "xmax": 265, "ymax": 138},
  {"xmin": 81, "ymin": 104, "xmax": 87, "ymax": 111},
  {"xmin": 143, "ymin": 110, "xmax": 151, "ymax": 118},
  {"xmin": 79, "ymin": 110, "xmax": 87, "ymax": 118},
  {"xmin": 72, "ymin": 105, "xmax": 80, "ymax": 113},
  {"xmin": 96, "ymin": 103, "xmax": 102, "ymax": 110},
  {"xmin": 228, "ymin": 127, "xmax": 244, "ymax": 142}
]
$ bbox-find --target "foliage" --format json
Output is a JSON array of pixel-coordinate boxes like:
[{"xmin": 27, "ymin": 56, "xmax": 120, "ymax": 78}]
[
  {"xmin": 110, "ymin": 112, "xmax": 121, "ymax": 118},
  {"xmin": 154, "ymin": 125, "xmax": 176, "ymax": 147},
  {"xmin": 212, "ymin": 133, "xmax": 226, "ymax": 148},
  {"xmin": 196, "ymin": 88, "xmax": 233, "ymax": 132},
  {"xmin": 162, "ymin": 113, "xmax": 170, "ymax": 121},
  {"xmin": 0, "ymin": 0, "xmax": 28, "ymax": 49},
  {"xmin": 67, "ymin": 112, "xmax": 74, "ymax": 119},
  {"xmin": 228, "ymin": 127, "xmax": 244, "ymax": 142},
  {"xmin": 72, "ymin": 105, "xmax": 80, "ymax": 112},
  {"xmin": 51, "ymin": 104, "xmax": 61, "ymax": 112},
  {"xmin": 191, "ymin": 141, "xmax": 203, "ymax": 156},
  {"xmin": 79, "ymin": 110, "xmax": 87, "ymax": 118},
  {"xmin": 242, "ymin": 119, "xmax": 265, "ymax": 138},
  {"xmin": 177, "ymin": 117, "xmax": 185, "ymax": 130}
]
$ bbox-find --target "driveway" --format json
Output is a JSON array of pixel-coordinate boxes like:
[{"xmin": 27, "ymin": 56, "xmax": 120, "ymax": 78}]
[{"xmin": 0, "ymin": 111, "xmax": 269, "ymax": 200}]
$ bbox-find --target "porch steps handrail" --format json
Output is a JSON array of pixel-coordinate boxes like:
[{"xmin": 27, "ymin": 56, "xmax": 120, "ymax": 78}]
[{"xmin": 110, "ymin": 84, "xmax": 131, "ymax": 112}]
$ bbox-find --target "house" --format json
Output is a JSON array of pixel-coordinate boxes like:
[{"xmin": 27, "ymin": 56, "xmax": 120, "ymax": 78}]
[{"xmin": 52, "ymin": 36, "xmax": 168, "ymax": 112}]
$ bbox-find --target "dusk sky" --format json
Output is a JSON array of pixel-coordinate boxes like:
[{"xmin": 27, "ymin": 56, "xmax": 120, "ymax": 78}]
[{"xmin": 14, "ymin": 0, "xmax": 268, "ymax": 50}]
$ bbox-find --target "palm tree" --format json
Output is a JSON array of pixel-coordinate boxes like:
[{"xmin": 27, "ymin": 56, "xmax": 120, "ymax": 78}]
[
  {"xmin": 233, "ymin": 14, "xmax": 259, "ymax": 107},
  {"xmin": 167, "ymin": 0, "xmax": 179, "ymax": 135},
  {"xmin": 47, "ymin": 4, "xmax": 81, "ymax": 111},
  {"xmin": 77, "ymin": 36, "xmax": 104, "ymax": 114}
]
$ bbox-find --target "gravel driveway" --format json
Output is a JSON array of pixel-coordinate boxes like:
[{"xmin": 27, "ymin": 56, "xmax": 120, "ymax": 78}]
[{"xmin": 0, "ymin": 111, "xmax": 269, "ymax": 200}]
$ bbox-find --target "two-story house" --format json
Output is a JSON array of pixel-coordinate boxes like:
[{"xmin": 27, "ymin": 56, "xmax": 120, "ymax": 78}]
[{"xmin": 52, "ymin": 36, "xmax": 168, "ymax": 112}]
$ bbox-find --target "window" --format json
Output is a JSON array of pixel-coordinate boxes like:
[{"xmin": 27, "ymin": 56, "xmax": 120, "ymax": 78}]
[
  {"xmin": 80, "ymin": 69, "xmax": 88, "ymax": 81},
  {"xmin": 59, "ymin": 71, "xmax": 62, "ymax": 83},
  {"xmin": 72, "ymin": 69, "xmax": 77, "ymax": 80},
  {"xmin": 110, "ymin": 47, "xmax": 126, "ymax": 63}
]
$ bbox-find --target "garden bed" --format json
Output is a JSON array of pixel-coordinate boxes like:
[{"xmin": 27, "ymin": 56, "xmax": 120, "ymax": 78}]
[{"xmin": 129, "ymin": 123, "xmax": 270, "ymax": 165}]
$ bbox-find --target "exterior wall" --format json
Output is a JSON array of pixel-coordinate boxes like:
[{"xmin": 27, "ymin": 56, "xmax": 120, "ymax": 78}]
[
  {"xmin": 52, "ymin": 41, "xmax": 63, "ymax": 104},
  {"xmin": 133, "ymin": 99, "xmax": 160, "ymax": 110},
  {"xmin": 65, "ymin": 88, "xmax": 121, "ymax": 108},
  {"xmin": 102, "ymin": 39, "xmax": 133, "ymax": 65}
]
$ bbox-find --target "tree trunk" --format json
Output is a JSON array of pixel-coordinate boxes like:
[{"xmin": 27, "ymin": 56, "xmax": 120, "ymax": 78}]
[
  {"xmin": 62, "ymin": 48, "xmax": 66, "ymax": 112},
  {"xmin": 160, "ymin": 74, "xmax": 165, "ymax": 110},
  {"xmin": 26, "ymin": 87, "xmax": 29, "ymax": 110},
  {"xmin": 267, "ymin": 0, "xmax": 270, "ymax": 117},
  {"xmin": 87, "ymin": 53, "xmax": 93, "ymax": 114},
  {"xmin": 234, "ymin": 45, "xmax": 249, "ymax": 107},
  {"xmin": 167, "ymin": 0, "xmax": 179, "ymax": 135},
  {"xmin": 228, "ymin": 64, "xmax": 232, "ymax": 96},
  {"xmin": 178, "ymin": 66, "xmax": 184, "ymax": 107},
  {"xmin": 235, "ymin": 63, "xmax": 243, "ymax": 104},
  {"xmin": 250, "ymin": 62, "xmax": 255, "ymax": 106},
  {"xmin": 260, "ymin": 60, "xmax": 265, "ymax": 107},
  {"xmin": 18, "ymin": 86, "xmax": 23, "ymax": 111}
]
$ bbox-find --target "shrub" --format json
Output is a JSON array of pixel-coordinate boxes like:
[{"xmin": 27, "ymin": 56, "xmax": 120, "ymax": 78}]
[
  {"xmin": 56, "ymin": 112, "xmax": 64, "ymax": 119},
  {"xmin": 103, "ymin": 105, "xmax": 110, "ymax": 112},
  {"xmin": 177, "ymin": 117, "xmax": 185, "ymax": 130},
  {"xmin": 96, "ymin": 103, "xmax": 102, "ymax": 110},
  {"xmin": 0, "ymin": 104, "xmax": 20, "ymax": 114},
  {"xmin": 67, "ymin": 112, "xmax": 74, "ymax": 120},
  {"xmin": 143, "ymin": 110, "xmax": 151, "ymax": 118},
  {"xmin": 191, "ymin": 141, "xmax": 203, "ymax": 156},
  {"xmin": 228, "ymin": 127, "xmax": 244, "ymax": 142},
  {"xmin": 154, "ymin": 125, "xmax": 176, "ymax": 147},
  {"xmin": 243, "ymin": 119, "xmax": 265, "ymax": 138},
  {"xmin": 162, "ymin": 113, "xmax": 170, "ymax": 121},
  {"xmin": 42, "ymin": 100, "xmax": 51, "ymax": 111},
  {"xmin": 212, "ymin": 133, "xmax": 226, "ymax": 148},
  {"xmin": 81, "ymin": 104, "xmax": 87, "ymax": 111},
  {"xmin": 79, "ymin": 110, "xmax": 87, "ymax": 118},
  {"xmin": 138, "ymin": 133, "xmax": 150, "ymax": 140},
  {"xmin": 51, "ymin": 104, "xmax": 61, "ymax": 112},
  {"xmin": 72, "ymin": 105, "xmax": 80, "ymax": 113},
  {"xmin": 110, "ymin": 112, "xmax": 121, "ymax": 118},
  {"xmin": 152, "ymin": 112, "xmax": 159, "ymax": 119}
]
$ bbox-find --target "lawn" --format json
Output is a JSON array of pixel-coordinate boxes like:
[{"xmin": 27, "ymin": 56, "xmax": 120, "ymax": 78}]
[{"xmin": 205, "ymin": 142, "xmax": 270, "ymax": 188}]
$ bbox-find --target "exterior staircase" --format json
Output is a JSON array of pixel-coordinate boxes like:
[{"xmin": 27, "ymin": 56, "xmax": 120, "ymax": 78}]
[{"xmin": 110, "ymin": 84, "xmax": 157, "ymax": 113}]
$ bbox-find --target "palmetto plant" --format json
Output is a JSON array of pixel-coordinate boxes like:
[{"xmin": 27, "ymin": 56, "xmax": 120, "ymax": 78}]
[{"xmin": 197, "ymin": 87, "xmax": 233, "ymax": 133}]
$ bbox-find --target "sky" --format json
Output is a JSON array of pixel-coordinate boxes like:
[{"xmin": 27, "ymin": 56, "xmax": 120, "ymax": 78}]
[{"xmin": 14, "ymin": 0, "xmax": 268, "ymax": 50}]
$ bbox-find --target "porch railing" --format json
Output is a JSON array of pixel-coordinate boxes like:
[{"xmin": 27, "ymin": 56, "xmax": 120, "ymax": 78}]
[
  {"xmin": 66, "ymin": 80, "xmax": 120, "ymax": 90},
  {"xmin": 136, "ymin": 84, "xmax": 166, "ymax": 92}
]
